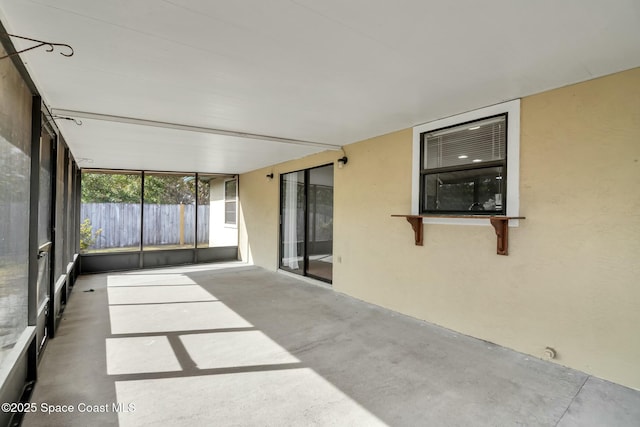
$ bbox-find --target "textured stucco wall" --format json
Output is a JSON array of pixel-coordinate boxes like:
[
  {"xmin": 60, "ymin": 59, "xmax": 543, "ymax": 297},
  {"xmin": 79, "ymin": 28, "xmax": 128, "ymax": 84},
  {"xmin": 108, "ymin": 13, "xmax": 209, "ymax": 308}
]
[
  {"xmin": 238, "ymin": 151, "xmax": 338, "ymax": 267},
  {"xmin": 239, "ymin": 68, "xmax": 640, "ymax": 389}
]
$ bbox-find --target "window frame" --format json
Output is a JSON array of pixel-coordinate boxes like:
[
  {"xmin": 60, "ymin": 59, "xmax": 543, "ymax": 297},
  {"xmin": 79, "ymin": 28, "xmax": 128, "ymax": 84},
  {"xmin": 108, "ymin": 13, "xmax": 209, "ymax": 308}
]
[
  {"xmin": 412, "ymin": 99, "xmax": 521, "ymax": 226},
  {"xmin": 420, "ymin": 112, "xmax": 508, "ymax": 215},
  {"xmin": 224, "ymin": 178, "xmax": 238, "ymax": 227}
]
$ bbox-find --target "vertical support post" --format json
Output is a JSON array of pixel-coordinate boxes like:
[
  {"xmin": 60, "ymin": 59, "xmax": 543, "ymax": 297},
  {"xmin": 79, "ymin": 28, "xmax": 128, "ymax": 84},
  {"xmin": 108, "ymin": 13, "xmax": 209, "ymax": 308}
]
[
  {"xmin": 48, "ymin": 135, "xmax": 58, "ymax": 337},
  {"xmin": 303, "ymin": 169, "xmax": 309, "ymax": 275},
  {"xmin": 179, "ymin": 203, "xmax": 185, "ymax": 245},
  {"xmin": 61, "ymin": 150, "xmax": 69, "ymax": 298},
  {"xmin": 194, "ymin": 173, "xmax": 199, "ymax": 263},
  {"xmin": 139, "ymin": 171, "xmax": 145, "ymax": 268},
  {"xmin": 27, "ymin": 95, "xmax": 42, "ymax": 380},
  {"xmin": 68, "ymin": 160, "xmax": 77, "ymax": 284},
  {"xmin": 75, "ymin": 165, "xmax": 81, "ymax": 259},
  {"xmin": 28, "ymin": 96, "xmax": 41, "ymax": 327}
]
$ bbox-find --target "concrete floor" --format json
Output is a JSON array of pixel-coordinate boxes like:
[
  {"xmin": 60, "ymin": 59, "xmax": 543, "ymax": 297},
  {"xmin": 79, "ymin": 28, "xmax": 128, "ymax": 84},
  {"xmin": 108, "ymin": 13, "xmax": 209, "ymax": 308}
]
[{"xmin": 23, "ymin": 262, "xmax": 640, "ymax": 426}]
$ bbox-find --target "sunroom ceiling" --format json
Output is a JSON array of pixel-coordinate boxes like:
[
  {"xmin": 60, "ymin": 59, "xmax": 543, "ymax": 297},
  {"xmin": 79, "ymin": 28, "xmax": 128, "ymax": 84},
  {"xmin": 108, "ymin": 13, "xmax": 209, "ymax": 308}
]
[{"xmin": 1, "ymin": 0, "xmax": 639, "ymax": 173}]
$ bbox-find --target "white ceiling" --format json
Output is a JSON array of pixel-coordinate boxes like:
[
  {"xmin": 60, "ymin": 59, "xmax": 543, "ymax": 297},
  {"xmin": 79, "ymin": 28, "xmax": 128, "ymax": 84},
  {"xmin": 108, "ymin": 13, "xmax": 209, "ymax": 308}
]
[{"xmin": 1, "ymin": 0, "xmax": 639, "ymax": 173}]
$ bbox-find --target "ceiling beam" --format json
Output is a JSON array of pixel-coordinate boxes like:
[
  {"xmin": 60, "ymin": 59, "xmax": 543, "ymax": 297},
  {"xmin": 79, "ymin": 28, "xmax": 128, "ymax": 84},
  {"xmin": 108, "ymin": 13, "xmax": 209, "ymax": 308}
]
[{"xmin": 51, "ymin": 108, "xmax": 342, "ymax": 150}]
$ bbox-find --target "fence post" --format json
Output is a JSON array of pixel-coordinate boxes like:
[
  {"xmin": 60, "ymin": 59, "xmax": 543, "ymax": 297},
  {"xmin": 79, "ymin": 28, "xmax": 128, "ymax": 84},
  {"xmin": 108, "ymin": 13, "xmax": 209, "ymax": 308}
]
[{"xmin": 179, "ymin": 203, "xmax": 185, "ymax": 245}]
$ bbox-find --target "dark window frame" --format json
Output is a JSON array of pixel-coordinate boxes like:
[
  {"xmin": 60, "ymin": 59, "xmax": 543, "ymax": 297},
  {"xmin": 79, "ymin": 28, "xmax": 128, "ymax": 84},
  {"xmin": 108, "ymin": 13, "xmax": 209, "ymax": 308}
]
[{"xmin": 419, "ymin": 113, "xmax": 508, "ymax": 216}]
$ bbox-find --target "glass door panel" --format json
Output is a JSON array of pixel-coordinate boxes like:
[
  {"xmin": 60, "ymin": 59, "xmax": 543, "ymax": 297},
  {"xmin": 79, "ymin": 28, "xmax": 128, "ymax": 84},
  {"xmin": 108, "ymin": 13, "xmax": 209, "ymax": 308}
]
[
  {"xmin": 307, "ymin": 165, "xmax": 333, "ymax": 282},
  {"xmin": 279, "ymin": 165, "xmax": 333, "ymax": 283},
  {"xmin": 280, "ymin": 171, "xmax": 305, "ymax": 275}
]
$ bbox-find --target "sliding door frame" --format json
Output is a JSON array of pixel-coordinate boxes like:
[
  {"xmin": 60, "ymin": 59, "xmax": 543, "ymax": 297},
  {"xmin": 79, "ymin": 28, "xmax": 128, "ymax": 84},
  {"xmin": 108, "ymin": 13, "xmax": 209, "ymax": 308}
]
[{"xmin": 279, "ymin": 163, "xmax": 334, "ymax": 284}]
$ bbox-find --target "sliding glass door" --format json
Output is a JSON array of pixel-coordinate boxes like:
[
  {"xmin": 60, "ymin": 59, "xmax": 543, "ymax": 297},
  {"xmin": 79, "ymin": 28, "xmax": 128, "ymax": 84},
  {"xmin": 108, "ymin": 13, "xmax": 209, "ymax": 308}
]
[
  {"xmin": 280, "ymin": 164, "xmax": 333, "ymax": 283},
  {"xmin": 280, "ymin": 170, "xmax": 305, "ymax": 276}
]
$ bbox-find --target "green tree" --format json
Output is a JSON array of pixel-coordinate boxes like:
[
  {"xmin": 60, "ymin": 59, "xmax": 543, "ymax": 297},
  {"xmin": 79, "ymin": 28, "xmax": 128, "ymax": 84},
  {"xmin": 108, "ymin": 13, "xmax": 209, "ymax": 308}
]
[
  {"xmin": 81, "ymin": 173, "xmax": 141, "ymax": 203},
  {"xmin": 81, "ymin": 172, "xmax": 207, "ymax": 204},
  {"xmin": 143, "ymin": 175, "xmax": 197, "ymax": 204}
]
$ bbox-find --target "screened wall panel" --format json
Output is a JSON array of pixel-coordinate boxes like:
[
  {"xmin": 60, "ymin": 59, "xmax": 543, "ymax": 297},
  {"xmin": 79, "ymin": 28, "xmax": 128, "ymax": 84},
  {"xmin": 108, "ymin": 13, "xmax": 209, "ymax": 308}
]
[
  {"xmin": 53, "ymin": 144, "xmax": 67, "ymax": 281},
  {"xmin": 80, "ymin": 170, "xmax": 239, "ymax": 272},
  {"xmin": 143, "ymin": 173, "xmax": 196, "ymax": 250},
  {"xmin": 197, "ymin": 175, "xmax": 212, "ymax": 248},
  {"xmin": 38, "ymin": 132, "xmax": 53, "ymax": 246},
  {"xmin": 36, "ymin": 129, "xmax": 53, "ymax": 309},
  {"xmin": 65, "ymin": 156, "xmax": 74, "ymax": 262},
  {"xmin": 0, "ymin": 43, "xmax": 33, "ymax": 368},
  {"xmin": 80, "ymin": 172, "xmax": 142, "ymax": 253}
]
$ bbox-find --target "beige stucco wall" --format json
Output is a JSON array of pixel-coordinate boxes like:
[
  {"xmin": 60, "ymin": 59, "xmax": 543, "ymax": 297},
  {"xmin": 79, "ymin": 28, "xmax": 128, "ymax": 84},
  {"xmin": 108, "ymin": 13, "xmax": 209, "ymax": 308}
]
[
  {"xmin": 239, "ymin": 67, "xmax": 640, "ymax": 389},
  {"xmin": 238, "ymin": 151, "xmax": 339, "ymax": 267}
]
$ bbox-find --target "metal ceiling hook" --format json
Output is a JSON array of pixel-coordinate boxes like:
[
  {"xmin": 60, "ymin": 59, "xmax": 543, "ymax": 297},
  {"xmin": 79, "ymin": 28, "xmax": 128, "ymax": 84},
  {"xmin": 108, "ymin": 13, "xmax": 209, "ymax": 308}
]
[
  {"xmin": 1, "ymin": 33, "xmax": 74, "ymax": 60},
  {"xmin": 45, "ymin": 116, "xmax": 83, "ymax": 127}
]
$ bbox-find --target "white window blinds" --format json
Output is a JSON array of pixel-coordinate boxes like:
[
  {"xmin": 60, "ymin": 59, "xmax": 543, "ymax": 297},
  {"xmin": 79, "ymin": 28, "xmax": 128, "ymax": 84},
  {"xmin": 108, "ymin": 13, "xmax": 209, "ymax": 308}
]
[{"xmin": 424, "ymin": 115, "xmax": 506, "ymax": 170}]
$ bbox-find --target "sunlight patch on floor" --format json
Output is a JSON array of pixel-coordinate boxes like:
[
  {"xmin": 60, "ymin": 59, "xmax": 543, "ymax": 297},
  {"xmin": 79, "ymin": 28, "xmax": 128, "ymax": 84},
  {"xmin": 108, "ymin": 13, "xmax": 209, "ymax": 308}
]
[
  {"xmin": 180, "ymin": 331, "xmax": 300, "ymax": 370},
  {"xmin": 109, "ymin": 301, "xmax": 252, "ymax": 334},
  {"xmin": 102, "ymin": 270, "xmax": 387, "ymax": 426},
  {"xmin": 115, "ymin": 369, "xmax": 387, "ymax": 426},
  {"xmin": 107, "ymin": 285, "xmax": 217, "ymax": 305},
  {"xmin": 106, "ymin": 336, "xmax": 181, "ymax": 375},
  {"xmin": 107, "ymin": 274, "xmax": 197, "ymax": 287}
]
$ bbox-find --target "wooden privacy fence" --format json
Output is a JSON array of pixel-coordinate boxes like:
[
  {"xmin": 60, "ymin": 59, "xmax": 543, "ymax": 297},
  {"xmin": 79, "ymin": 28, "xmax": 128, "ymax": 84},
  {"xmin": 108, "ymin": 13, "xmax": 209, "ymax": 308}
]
[{"xmin": 81, "ymin": 203, "xmax": 210, "ymax": 249}]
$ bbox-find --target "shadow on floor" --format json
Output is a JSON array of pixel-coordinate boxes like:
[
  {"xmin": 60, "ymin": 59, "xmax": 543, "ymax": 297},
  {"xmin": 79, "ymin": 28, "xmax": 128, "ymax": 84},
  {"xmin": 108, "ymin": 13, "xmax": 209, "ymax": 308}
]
[{"xmin": 23, "ymin": 262, "xmax": 640, "ymax": 426}]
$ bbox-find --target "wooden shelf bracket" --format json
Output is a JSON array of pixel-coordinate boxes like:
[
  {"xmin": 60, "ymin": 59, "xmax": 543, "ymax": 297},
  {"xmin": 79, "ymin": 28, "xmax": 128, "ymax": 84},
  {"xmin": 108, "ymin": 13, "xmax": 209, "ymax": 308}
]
[
  {"xmin": 392, "ymin": 214, "xmax": 525, "ymax": 255},
  {"xmin": 489, "ymin": 218, "xmax": 510, "ymax": 255},
  {"xmin": 404, "ymin": 216, "xmax": 424, "ymax": 246}
]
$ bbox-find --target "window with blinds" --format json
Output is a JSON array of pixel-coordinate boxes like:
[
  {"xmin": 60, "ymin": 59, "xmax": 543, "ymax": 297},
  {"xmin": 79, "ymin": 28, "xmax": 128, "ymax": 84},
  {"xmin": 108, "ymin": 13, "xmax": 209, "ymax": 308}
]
[
  {"xmin": 224, "ymin": 179, "xmax": 237, "ymax": 225},
  {"xmin": 420, "ymin": 114, "xmax": 507, "ymax": 214}
]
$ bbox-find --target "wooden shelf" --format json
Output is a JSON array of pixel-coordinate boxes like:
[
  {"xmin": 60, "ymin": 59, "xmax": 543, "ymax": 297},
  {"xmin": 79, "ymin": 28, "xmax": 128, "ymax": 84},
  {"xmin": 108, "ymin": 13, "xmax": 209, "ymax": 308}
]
[{"xmin": 391, "ymin": 214, "xmax": 525, "ymax": 255}]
